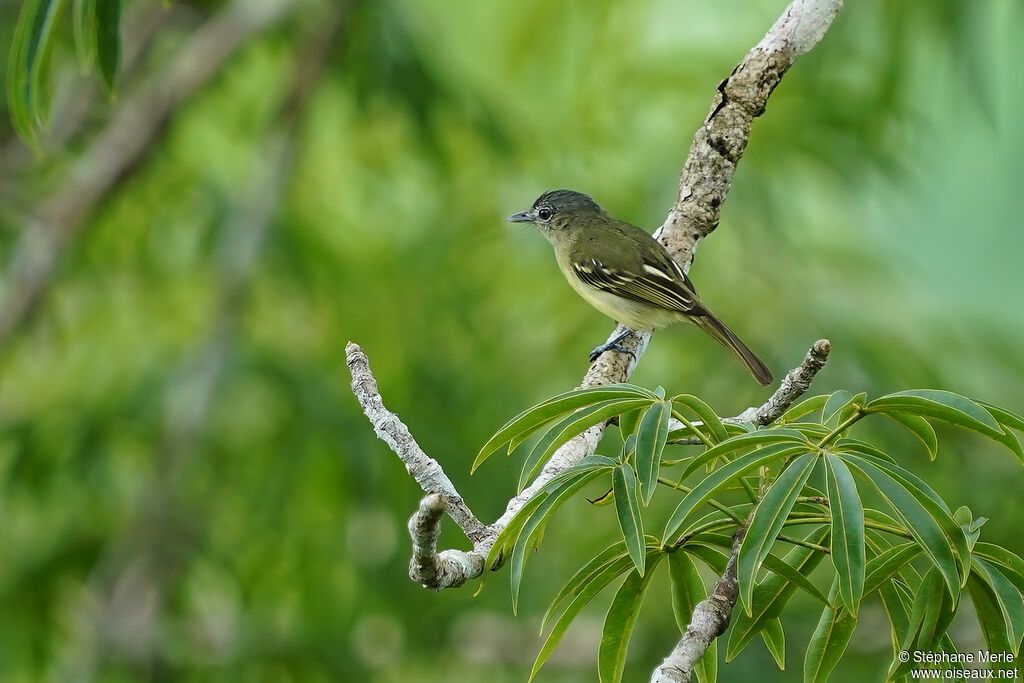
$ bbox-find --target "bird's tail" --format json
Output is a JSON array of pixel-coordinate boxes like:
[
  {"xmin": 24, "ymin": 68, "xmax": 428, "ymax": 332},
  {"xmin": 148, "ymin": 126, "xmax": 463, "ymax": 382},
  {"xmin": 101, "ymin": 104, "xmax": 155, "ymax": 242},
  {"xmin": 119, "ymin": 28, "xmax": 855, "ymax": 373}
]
[{"xmin": 694, "ymin": 314, "xmax": 773, "ymax": 386}]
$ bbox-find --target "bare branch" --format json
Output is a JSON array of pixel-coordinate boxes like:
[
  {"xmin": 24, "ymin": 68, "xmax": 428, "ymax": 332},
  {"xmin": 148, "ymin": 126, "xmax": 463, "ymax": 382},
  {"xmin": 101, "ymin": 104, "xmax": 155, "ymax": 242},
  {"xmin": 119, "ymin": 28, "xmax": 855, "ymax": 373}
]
[
  {"xmin": 731, "ymin": 338, "xmax": 832, "ymax": 425},
  {"xmin": 346, "ymin": 343, "xmax": 487, "ymax": 544},
  {"xmin": 346, "ymin": 0, "xmax": 843, "ymax": 625},
  {"xmin": 667, "ymin": 339, "xmax": 832, "ymax": 443},
  {"xmin": 408, "ymin": 495, "xmax": 485, "ymax": 590},
  {"xmin": 651, "ymin": 531, "xmax": 744, "ymax": 683},
  {"xmin": 655, "ymin": 0, "xmax": 845, "ymax": 270}
]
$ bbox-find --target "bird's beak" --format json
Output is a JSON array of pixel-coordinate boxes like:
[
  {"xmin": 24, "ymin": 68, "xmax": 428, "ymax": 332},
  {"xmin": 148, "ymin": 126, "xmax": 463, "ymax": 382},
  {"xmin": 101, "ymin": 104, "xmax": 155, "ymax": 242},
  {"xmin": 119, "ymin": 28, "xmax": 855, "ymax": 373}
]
[{"xmin": 507, "ymin": 211, "xmax": 533, "ymax": 223}]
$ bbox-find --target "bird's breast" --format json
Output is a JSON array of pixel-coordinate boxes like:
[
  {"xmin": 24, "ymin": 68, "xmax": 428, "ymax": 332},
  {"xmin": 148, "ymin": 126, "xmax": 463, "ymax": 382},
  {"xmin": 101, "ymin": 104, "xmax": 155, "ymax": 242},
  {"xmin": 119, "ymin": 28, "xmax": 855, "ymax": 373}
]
[{"xmin": 556, "ymin": 254, "xmax": 679, "ymax": 331}]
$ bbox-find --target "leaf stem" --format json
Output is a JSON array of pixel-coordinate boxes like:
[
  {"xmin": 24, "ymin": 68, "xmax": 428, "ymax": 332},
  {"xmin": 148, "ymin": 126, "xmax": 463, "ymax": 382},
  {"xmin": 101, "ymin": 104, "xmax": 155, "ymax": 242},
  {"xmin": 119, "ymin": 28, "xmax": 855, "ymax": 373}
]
[
  {"xmin": 816, "ymin": 409, "xmax": 867, "ymax": 449},
  {"xmin": 671, "ymin": 409, "xmax": 715, "ymax": 449},
  {"xmin": 657, "ymin": 477, "xmax": 744, "ymax": 523},
  {"xmin": 783, "ymin": 514, "xmax": 912, "ymax": 539}
]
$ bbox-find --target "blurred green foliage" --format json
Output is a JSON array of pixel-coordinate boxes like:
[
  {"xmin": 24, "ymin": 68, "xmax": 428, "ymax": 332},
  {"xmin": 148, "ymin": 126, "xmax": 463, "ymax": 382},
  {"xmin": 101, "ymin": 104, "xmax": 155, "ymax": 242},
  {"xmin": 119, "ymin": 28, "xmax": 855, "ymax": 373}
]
[{"xmin": 0, "ymin": 0, "xmax": 1021, "ymax": 681}]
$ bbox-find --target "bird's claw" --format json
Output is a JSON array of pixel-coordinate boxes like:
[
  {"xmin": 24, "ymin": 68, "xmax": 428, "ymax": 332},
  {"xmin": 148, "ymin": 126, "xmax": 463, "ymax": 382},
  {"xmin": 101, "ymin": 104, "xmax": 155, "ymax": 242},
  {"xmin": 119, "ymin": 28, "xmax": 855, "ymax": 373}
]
[{"xmin": 589, "ymin": 342, "xmax": 636, "ymax": 364}]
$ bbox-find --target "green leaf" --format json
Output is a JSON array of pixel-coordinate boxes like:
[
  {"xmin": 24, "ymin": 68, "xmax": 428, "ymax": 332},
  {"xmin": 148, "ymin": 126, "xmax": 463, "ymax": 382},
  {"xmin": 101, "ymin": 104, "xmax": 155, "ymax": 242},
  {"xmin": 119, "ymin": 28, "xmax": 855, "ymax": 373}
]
[
  {"xmin": 971, "ymin": 557, "xmax": 1024, "ymax": 654},
  {"xmin": 484, "ymin": 457, "xmax": 614, "ymax": 577},
  {"xmin": 510, "ymin": 466, "xmax": 608, "ymax": 612},
  {"xmin": 974, "ymin": 543, "xmax": 1024, "ymax": 595},
  {"xmin": 619, "ymin": 408, "xmax": 642, "ymax": 440},
  {"xmin": 978, "ymin": 400, "xmax": 1024, "ymax": 432},
  {"xmin": 761, "ymin": 618, "xmax": 786, "ymax": 670},
  {"xmin": 867, "ymin": 389, "xmax": 1001, "ymax": 437},
  {"xmin": 542, "ymin": 540, "xmax": 627, "ymax": 632},
  {"xmin": 598, "ymin": 552, "xmax": 665, "ymax": 683},
  {"xmin": 636, "ymin": 401, "xmax": 672, "ymax": 505},
  {"xmin": 853, "ymin": 452, "xmax": 970, "ymax": 578},
  {"xmin": 530, "ymin": 554, "xmax": 636, "ymax": 682},
  {"xmin": 73, "ymin": 0, "xmax": 96, "ymax": 66},
  {"xmin": 664, "ymin": 444, "xmax": 810, "ymax": 541},
  {"xmin": 780, "ymin": 394, "xmax": 829, "ymax": 424},
  {"xmin": 516, "ymin": 408, "xmax": 602, "ymax": 492},
  {"xmin": 613, "ymin": 464, "xmax": 645, "ymax": 575},
  {"xmin": 669, "ymin": 552, "xmax": 717, "ymax": 683},
  {"xmin": 834, "ymin": 439, "xmax": 898, "ymax": 465},
  {"xmin": 738, "ymin": 453, "xmax": 819, "ymax": 614},
  {"xmin": 843, "ymin": 454, "xmax": 965, "ymax": 600},
  {"xmin": 474, "ymin": 386, "xmax": 653, "ymax": 471},
  {"xmin": 761, "ymin": 551, "xmax": 831, "ymax": 606},
  {"xmin": 680, "ymin": 429, "xmax": 808, "ymax": 479},
  {"xmin": 788, "ymin": 422, "xmax": 832, "ymax": 441},
  {"xmin": 689, "ymin": 537, "xmax": 829, "ymax": 605},
  {"xmin": 587, "ymin": 487, "xmax": 615, "ymax": 506},
  {"xmin": 968, "ymin": 574, "xmax": 1021, "ymax": 675},
  {"xmin": 976, "ymin": 402, "xmax": 1024, "ymax": 464},
  {"xmin": 725, "ymin": 528, "xmax": 830, "ymax": 662},
  {"xmin": 685, "ymin": 543, "xmax": 729, "ymax": 574},
  {"xmin": 878, "ymin": 579, "xmax": 913, "ymax": 662},
  {"xmin": 890, "ymin": 568, "xmax": 955, "ymax": 678},
  {"xmin": 992, "ymin": 426, "xmax": 1024, "ymax": 465},
  {"xmin": 94, "ymin": 0, "xmax": 121, "ymax": 90},
  {"xmin": 822, "ymin": 390, "xmax": 854, "ymax": 427},
  {"xmin": 885, "ymin": 413, "xmax": 938, "ymax": 461},
  {"xmin": 6, "ymin": 0, "xmax": 67, "ymax": 143},
  {"xmin": 804, "ymin": 581, "xmax": 858, "ymax": 683},
  {"xmin": 516, "ymin": 399, "xmax": 648, "ymax": 490},
  {"xmin": 864, "ymin": 543, "xmax": 921, "ymax": 595},
  {"xmin": 824, "ymin": 454, "xmax": 865, "ymax": 614},
  {"xmin": 673, "ymin": 394, "xmax": 728, "ymax": 444},
  {"xmin": 842, "ymin": 448, "xmax": 951, "ymax": 512}
]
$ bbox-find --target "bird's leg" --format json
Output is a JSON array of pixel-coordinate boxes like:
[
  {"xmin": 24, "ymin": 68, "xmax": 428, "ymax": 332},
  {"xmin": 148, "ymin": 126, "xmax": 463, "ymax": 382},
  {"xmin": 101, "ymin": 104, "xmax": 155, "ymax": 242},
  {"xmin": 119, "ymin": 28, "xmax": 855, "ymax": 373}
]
[{"xmin": 589, "ymin": 328, "xmax": 636, "ymax": 363}]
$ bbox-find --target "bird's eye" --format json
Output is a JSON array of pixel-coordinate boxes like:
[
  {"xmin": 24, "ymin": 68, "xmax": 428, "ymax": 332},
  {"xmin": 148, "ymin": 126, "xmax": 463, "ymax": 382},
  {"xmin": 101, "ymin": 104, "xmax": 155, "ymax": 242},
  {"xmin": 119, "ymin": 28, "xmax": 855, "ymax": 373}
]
[{"xmin": 537, "ymin": 208, "xmax": 553, "ymax": 220}]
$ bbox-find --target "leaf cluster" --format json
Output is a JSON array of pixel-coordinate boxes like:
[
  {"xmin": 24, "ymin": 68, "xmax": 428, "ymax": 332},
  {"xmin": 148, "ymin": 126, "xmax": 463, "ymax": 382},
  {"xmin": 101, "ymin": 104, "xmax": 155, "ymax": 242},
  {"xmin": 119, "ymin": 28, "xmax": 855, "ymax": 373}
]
[
  {"xmin": 7, "ymin": 0, "xmax": 120, "ymax": 145},
  {"xmin": 475, "ymin": 384, "xmax": 1024, "ymax": 682}
]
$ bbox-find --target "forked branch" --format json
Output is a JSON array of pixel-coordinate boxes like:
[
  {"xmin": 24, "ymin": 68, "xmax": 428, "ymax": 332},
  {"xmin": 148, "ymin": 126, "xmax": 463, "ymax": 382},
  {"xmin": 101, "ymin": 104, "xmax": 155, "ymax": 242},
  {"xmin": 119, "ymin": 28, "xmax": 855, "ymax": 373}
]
[{"xmin": 345, "ymin": 0, "xmax": 846, "ymax": 677}]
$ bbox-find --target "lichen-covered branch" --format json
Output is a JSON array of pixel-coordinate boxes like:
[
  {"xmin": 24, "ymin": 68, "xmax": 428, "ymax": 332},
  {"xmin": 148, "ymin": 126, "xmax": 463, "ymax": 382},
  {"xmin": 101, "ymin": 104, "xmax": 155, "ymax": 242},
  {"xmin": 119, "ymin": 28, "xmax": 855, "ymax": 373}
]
[
  {"xmin": 655, "ymin": 0, "xmax": 845, "ymax": 271},
  {"xmin": 345, "ymin": 0, "xmax": 843, "ymax": 646},
  {"xmin": 407, "ymin": 494, "xmax": 485, "ymax": 590},
  {"xmin": 666, "ymin": 338, "xmax": 832, "ymax": 443},
  {"xmin": 651, "ymin": 531, "xmax": 744, "ymax": 683},
  {"xmin": 653, "ymin": 2, "xmax": 845, "ymax": 679},
  {"xmin": 731, "ymin": 338, "xmax": 832, "ymax": 425},
  {"xmin": 346, "ymin": 343, "xmax": 487, "ymax": 545}
]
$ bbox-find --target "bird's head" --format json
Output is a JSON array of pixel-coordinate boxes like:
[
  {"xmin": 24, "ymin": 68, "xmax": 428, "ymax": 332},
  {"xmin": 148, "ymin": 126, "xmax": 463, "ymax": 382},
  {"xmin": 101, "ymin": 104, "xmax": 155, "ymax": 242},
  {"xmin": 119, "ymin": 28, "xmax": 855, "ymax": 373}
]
[{"xmin": 508, "ymin": 189, "xmax": 605, "ymax": 241}]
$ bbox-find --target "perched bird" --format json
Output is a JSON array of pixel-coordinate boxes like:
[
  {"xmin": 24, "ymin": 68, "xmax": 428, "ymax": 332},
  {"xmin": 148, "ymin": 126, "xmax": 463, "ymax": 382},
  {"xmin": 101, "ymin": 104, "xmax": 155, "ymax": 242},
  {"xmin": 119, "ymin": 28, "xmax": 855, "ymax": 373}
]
[{"xmin": 509, "ymin": 189, "xmax": 772, "ymax": 385}]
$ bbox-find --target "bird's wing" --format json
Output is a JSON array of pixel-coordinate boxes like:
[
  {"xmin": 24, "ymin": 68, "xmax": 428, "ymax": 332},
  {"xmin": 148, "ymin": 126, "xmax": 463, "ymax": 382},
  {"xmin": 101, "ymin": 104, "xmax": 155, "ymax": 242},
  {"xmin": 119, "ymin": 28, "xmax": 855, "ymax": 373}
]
[{"xmin": 570, "ymin": 222, "xmax": 706, "ymax": 315}]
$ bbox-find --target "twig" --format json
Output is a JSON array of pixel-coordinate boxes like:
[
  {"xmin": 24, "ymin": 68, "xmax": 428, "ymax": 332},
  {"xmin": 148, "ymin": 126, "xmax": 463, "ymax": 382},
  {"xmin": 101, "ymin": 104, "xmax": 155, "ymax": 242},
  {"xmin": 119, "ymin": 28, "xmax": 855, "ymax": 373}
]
[
  {"xmin": 731, "ymin": 339, "xmax": 832, "ymax": 425},
  {"xmin": 347, "ymin": 0, "xmax": 843, "ymax": 604},
  {"xmin": 346, "ymin": 343, "xmax": 486, "ymax": 544},
  {"xmin": 652, "ymin": 530, "xmax": 745, "ymax": 683},
  {"xmin": 651, "ymin": 3, "xmax": 845, "ymax": 679},
  {"xmin": 0, "ymin": 0, "xmax": 299, "ymax": 347},
  {"xmin": 667, "ymin": 339, "xmax": 832, "ymax": 444}
]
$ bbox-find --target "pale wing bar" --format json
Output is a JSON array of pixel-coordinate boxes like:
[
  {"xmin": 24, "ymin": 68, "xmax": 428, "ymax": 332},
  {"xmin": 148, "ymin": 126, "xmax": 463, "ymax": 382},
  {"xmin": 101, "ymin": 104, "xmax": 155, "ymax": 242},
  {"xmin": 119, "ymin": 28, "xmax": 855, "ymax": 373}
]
[{"xmin": 571, "ymin": 257, "xmax": 700, "ymax": 313}]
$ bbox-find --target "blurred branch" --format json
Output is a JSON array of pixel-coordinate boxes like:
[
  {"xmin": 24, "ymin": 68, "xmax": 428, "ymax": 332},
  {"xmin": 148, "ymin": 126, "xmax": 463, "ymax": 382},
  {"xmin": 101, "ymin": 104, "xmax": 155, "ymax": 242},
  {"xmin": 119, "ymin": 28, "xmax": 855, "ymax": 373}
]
[
  {"xmin": 0, "ymin": 0, "xmax": 300, "ymax": 349},
  {"xmin": 53, "ymin": 11, "xmax": 345, "ymax": 678},
  {"xmin": 0, "ymin": 0, "xmax": 179, "ymax": 176}
]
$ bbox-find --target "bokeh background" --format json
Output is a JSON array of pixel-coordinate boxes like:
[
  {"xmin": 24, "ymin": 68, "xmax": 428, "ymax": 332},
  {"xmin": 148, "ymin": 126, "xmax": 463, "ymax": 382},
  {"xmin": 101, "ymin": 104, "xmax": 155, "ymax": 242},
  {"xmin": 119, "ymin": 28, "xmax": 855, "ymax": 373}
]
[{"xmin": 0, "ymin": 0, "xmax": 1022, "ymax": 681}]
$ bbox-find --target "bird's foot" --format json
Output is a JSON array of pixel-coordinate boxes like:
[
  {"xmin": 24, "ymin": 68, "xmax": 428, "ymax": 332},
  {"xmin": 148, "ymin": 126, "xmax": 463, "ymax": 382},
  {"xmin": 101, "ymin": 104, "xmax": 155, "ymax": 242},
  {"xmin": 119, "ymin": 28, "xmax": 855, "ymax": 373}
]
[{"xmin": 589, "ymin": 330, "xmax": 636, "ymax": 364}]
